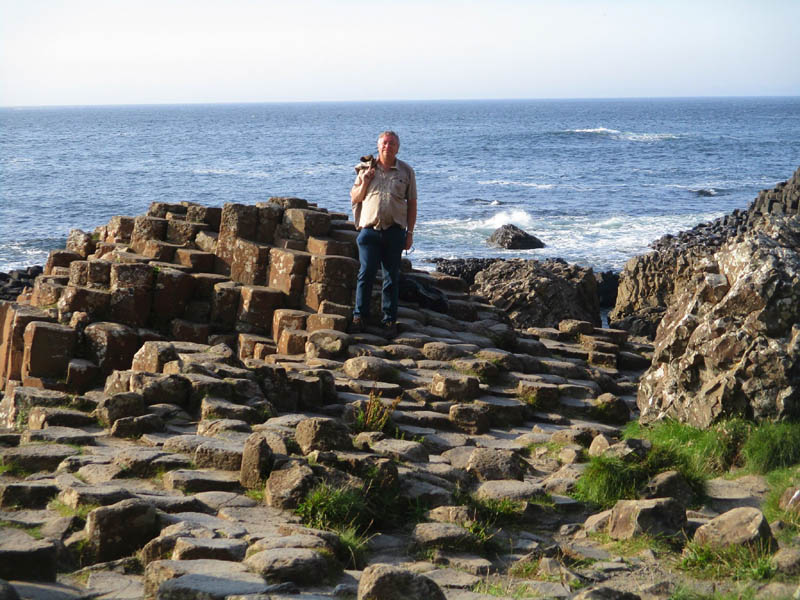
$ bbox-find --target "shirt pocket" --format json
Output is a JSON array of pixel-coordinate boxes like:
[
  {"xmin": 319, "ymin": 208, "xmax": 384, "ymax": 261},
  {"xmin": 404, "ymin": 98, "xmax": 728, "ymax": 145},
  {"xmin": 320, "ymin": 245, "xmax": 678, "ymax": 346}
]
[{"xmin": 390, "ymin": 175, "xmax": 408, "ymax": 198}]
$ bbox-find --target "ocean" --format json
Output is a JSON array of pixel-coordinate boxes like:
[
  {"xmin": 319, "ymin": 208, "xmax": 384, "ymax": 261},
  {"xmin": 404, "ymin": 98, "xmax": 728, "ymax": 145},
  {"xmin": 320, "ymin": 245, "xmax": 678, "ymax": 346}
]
[{"xmin": 1, "ymin": 98, "xmax": 799, "ymax": 274}]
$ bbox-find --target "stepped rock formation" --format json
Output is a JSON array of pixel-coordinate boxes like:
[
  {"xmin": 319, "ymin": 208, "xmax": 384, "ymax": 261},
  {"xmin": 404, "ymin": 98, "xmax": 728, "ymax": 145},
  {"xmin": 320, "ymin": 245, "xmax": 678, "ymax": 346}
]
[
  {"xmin": 3, "ymin": 196, "xmax": 691, "ymax": 598},
  {"xmin": 638, "ymin": 215, "xmax": 800, "ymax": 426},
  {"xmin": 610, "ymin": 166, "xmax": 800, "ymax": 337}
]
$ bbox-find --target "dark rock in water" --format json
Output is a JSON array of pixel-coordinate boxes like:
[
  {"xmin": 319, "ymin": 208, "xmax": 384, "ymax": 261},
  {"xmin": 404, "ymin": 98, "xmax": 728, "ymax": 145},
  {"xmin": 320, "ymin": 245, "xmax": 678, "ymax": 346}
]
[
  {"xmin": 638, "ymin": 215, "xmax": 800, "ymax": 427},
  {"xmin": 694, "ymin": 188, "xmax": 718, "ymax": 197},
  {"xmin": 486, "ymin": 224, "xmax": 545, "ymax": 250},
  {"xmin": 471, "ymin": 258, "xmax": 600, "ymax": 329},
  {"xmin": 595, "ymin": 271, "xmax": 619, "ymax": 309},
  {"xmin": 431, "ymin": 258, "xmax": 501, "ymax": 286}
]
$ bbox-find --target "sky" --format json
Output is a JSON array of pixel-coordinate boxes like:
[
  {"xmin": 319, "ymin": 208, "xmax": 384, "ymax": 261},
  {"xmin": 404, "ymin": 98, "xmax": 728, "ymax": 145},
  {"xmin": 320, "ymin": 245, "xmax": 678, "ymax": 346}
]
[{"xmin": 1, "ymin": 0, "xmax": 798, "ymax": 107}]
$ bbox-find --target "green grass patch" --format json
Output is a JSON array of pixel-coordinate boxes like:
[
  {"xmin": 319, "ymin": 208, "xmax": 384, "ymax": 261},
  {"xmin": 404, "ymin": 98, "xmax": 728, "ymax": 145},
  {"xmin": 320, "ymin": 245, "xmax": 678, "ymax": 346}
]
[
  {"xmin": 669, "ymin": 585, "xmax": 759, "ymax": 600},
  {"xmin": 296, "ymin": 483, "xmax": 368, "ymax": 532},
  {"xmin": 244, "ymin": 488, "xmax": 265, "ymax": 503},
  {"xmin": 624, "ymin": 418, "xmax": 751, "ymax": 476},
  {"xmin": 48, "ymin": 500, "xmax": 101, "ymax": 520},
  {"xmin": 589, "ymin": 531, "xmax": 681, "ymax": 557},
  {"xmin": 742, "ymin": 421, "xmax": 800, "ymax": 474},
  {"xmin": 336, "ymin": 525, "xmax": 371, "ymax": 569},
  {"xmin": 574, "ymin": 445, "xmax": 704, "ymax": 509},
  {"xmin": 573, "ymin": 418, "xmax": 755, "ymax": 509},
  {"xmin": 679, "ymin": 540, "xmax": 776, "ymax": 581},
  {"xmin": 0, "ymin": 458, "xmax": 31, "ymax": 478},
  {"xmin": 0, "ymin": 520, "xmax": 43, "ymax": 539},
  {"xmin": 761, "ymin": 466, "xmax": 800, "ymax": 542},
  {"xmin": 472, "ymin": 580, "xmax": 538, "ymax": 599}
]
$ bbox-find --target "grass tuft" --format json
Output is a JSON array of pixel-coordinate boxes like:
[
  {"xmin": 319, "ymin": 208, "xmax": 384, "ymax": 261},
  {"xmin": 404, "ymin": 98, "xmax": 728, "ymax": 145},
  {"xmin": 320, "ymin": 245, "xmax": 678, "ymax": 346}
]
[
  {"xmin": 741, "ymin": 421, "xmax": 800, "ymax": 474},
  {"xmin": 679, "ymin": 540, "xmax": 776, "ymax": 581},
  {"xmin": 296, "ymin": 483, "xmax": 367, "ymax": 532},
  {"xmin": 353, "ymin": 391, "xmax": 400, "ymax": 434}
]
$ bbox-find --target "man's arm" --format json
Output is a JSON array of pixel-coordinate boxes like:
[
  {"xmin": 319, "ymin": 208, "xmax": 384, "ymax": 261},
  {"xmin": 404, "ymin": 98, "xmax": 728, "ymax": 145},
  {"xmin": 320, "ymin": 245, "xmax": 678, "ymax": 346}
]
[
  {"xmin": 350, "ymin": 168, "xmax": 375, "ymax": 204},
  {"xmin": 405, "ymin": 196, "xmax": 417, "ymax": 250}
]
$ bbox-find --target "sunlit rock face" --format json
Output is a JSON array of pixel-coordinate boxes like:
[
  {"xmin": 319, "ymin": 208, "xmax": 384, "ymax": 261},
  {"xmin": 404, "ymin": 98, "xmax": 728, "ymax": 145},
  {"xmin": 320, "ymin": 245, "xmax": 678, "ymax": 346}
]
[{"xmin": 638, "ymin": 215, "xmax": 800, "ymax": 427}]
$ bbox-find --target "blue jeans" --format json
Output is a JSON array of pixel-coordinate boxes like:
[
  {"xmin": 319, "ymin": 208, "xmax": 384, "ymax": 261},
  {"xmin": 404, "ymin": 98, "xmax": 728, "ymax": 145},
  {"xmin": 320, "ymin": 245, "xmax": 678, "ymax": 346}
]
[{"xmin": 354, "ymin": 225, "xmax": 406, "ymax": 323}]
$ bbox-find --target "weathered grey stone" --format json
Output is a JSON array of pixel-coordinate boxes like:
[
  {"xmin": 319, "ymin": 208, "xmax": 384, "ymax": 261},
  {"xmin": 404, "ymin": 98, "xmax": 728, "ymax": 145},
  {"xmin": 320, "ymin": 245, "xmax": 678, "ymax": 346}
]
[
  {"xmin": 343, "ymin": 356, "xmax": 398, "ymax": 381},
  {"xmin": 0, "ymin": 481, "xmax": 59, "ymax": 508},
  {"xmin": 642, "ymin": 470, "xmax": 695, "ymax": 506},
  {"xmin": 357, "ymin": 564, "xmax": 446, "ymax": 600},
  {"xmin": 144, "ymin": 559, "xmax": 268, "ymax": 600},
  {"xmin": 163, "ymin": 469, "xmax": 241, "ymax": 494},
  {"xmin": 693, "ymin": 506, "xmax": 777, "ymax": 552},
  {"xmin": 244, "ymin": 548, "xmax": 328, "ymax": 584},
  {"xmin": 412, "ymin": 522, "xmax": 478, "ymax": 551},
  {"xmin": 295, "ymin": 417, "xmax": 352, "ymax": 455},
  {"xmin": 194, "ymin": 438, "xmax": 243, "ymax": 471},
  {"xmin": 85, "ymin": 498, "xmax": 160, "ymax": 561},
  {"xmin": 465, "ymin": 448, "xmax": 526, "ymax": 481},
  {"xmin": 264, "ymin": 463, "xmax": 316, "ymax": 509},
  {"xmin": 171, "ymin": 537, "xmax": 248, "ymax": 561},
  {"xmin": 430, "ymin": 372, "xmax": 481, "ymax": 401},
  {"xmin": 475, "ymin": 480, "xmax": 545, "ymax": 502},
  {"xmin": 608, "ymin": 498, "xmax": 686, "ymax": 540},
  {"xmin": 0, "ymin": 527, "xmax": 57, "ymax": 581},
  {"xmin": 239, "ymin": 432, "xmax": 275, "ymax": 489},
  {"xmin": 1, "ymin": 443, "xmax": 79, "ymax": 473}
]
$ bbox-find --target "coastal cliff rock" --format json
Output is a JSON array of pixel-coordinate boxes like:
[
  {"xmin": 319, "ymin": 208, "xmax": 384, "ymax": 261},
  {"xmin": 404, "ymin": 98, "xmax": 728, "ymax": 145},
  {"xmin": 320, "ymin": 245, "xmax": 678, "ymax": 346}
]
[
  {"xmin": 637, "ymin": 215, "xmax": 800, "ymax": 426},
  {"xmin": 471, "ymin": 258, "xmax": 600, "ymax": 329},
  {"xmin": 610, "ymin": 166, "xmax": 800, "ymax": 337}
]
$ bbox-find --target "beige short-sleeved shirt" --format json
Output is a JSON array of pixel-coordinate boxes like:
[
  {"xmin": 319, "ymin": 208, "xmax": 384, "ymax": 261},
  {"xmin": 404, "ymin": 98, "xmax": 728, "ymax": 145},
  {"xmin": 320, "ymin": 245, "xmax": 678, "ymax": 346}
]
[{"xmin": 352, "ymin": 159, "xmax": 417, "ymax": 230}]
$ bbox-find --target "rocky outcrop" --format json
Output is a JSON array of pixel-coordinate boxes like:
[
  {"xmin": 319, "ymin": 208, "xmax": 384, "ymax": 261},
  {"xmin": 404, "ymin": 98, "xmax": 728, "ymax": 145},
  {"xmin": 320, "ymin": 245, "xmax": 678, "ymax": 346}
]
[
  {"xmin": 637, "ymin": 216, "xmax": 800, "ymax": 426},
  {"xmin": 431, "ymin": 258, "xmax": 501, "ymax": 286},
  {"xmin": 610, "ymin": 167, "xmax": 800, "ymax": 337},
  {"xmin": 470, "ymin": 258, "xmax": 600, "ymax": 329},
  {"xmin": 486, "ymin": 224, "xmax": 545, "ymax": 249}
]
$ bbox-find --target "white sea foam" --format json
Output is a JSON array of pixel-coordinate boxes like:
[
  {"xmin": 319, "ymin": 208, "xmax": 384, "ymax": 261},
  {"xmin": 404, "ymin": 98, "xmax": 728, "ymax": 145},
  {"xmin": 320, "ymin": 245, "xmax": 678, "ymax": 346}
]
[
  {"xmin": 565, "ymin": 127, "xmax": 679, "ymax": 142},
  {"xmin": 477, "ymin": 180, "xmax": 554, "ymax": 189},
  {"xmin": 415, "ymin": 211, "xmax": 728, "ymax": 272},
  {"xmin": 570, "ymin": 127, "xmax": 621, "ymax": 134}
]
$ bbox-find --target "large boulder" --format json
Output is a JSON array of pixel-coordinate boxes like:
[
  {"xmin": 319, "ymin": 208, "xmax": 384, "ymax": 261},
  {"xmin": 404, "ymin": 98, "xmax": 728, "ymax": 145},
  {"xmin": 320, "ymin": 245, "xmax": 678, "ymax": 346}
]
[
  {"xmin": 486, "ymin": 224, "xmax": 545, "ymax": 249},
  {"xmin": 470, "ymin": 258, "xmax": 600, "ymax": 329},
  {"xmin": 693, "ymin": 507, "xmax": 777, "ymax": 552},
  {"xmin": 638, "ymin": 216, "xmax": 800, "ymax": 427}
]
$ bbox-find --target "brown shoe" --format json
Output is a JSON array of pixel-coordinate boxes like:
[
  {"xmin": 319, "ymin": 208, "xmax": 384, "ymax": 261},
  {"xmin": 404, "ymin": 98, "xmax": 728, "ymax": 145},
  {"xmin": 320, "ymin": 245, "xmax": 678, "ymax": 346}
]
[
  {"xmin": 382, "ymin": 320, "xmax": 398, "ymax": 338},
  {"xmin": 350, "ymin": 316, "xmax": 364, "ymax": 334}
]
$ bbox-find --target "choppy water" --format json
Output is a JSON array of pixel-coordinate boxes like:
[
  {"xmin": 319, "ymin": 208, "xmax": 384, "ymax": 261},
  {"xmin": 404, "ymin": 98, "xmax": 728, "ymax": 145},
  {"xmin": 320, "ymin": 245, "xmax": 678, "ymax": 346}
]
[{"xmin": 1, "ymin": 97, "xmax": 799, "ymax": 273}]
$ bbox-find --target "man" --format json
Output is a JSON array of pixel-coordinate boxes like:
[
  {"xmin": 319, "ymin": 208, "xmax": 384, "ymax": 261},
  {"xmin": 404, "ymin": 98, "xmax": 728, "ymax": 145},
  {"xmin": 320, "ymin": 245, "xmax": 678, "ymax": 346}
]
[{"xmin": 350, "ymin": 130, "xmax": 417, "ymax": 335}]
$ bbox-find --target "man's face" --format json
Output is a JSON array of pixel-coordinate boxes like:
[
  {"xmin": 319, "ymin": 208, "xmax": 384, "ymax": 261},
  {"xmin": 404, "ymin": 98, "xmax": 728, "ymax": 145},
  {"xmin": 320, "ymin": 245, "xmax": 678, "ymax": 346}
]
[{"xmin": 377, "ymin": 134, "xmax": 399, "ymax": 164}]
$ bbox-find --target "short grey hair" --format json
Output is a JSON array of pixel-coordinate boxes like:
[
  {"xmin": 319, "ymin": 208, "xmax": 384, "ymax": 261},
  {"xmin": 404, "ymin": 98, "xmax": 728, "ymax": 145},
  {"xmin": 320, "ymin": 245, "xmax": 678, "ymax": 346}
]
[{"xmin": 378, "ymin": 130, "xmax": 400, "ymax": 146}]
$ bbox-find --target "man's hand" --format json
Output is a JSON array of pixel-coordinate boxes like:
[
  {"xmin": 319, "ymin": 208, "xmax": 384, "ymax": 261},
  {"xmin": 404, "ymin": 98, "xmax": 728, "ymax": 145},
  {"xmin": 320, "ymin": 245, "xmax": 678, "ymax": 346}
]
[
  {"xmin": 404, "ymin": 231, "xmax": 413, "ymax": 250},
  {"xmin": 364, "ymin": 167, "xmax": 375, "ymax": 183}
]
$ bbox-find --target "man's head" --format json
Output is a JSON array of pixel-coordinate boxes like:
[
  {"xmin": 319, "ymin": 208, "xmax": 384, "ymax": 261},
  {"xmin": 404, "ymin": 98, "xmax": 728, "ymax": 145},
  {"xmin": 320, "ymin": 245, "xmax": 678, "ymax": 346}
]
[{"xmin": 377, "ymin": 131, "xmax": 400, "ymax": 166}]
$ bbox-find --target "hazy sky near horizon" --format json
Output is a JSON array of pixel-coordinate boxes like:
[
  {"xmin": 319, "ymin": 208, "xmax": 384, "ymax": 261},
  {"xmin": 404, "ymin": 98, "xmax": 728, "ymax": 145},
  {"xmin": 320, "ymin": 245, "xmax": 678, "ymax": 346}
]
[{"xmin": 1, "ymin": 0, "xmax": 798, "ymax": 106}]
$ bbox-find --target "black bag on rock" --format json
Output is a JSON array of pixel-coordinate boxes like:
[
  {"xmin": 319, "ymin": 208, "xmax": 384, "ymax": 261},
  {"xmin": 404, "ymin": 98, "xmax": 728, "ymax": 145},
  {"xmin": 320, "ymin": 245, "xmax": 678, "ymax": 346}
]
[{"xmin": 398, "ymin": 274, "xmax": 449, "ymax": 313}]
